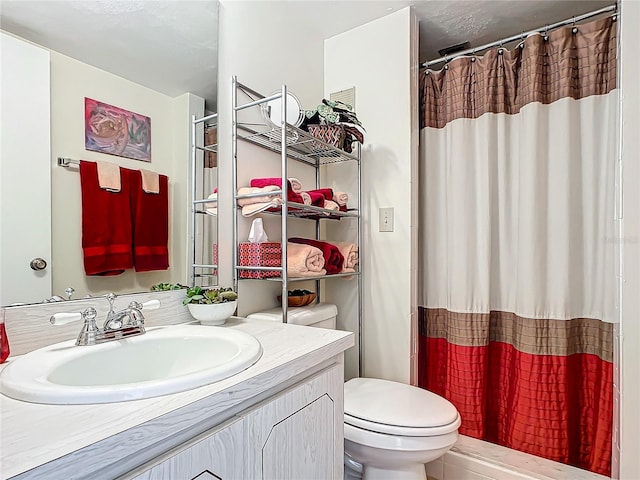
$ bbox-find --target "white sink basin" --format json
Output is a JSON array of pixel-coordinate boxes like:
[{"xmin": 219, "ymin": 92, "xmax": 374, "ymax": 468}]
[{"xmin": 0, "ymin": 325, "xmax": 262, "ymax": 405}]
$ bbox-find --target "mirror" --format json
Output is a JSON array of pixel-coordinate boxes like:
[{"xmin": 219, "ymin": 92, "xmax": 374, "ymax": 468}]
[{"xmin": 0, "ymin": 1, "xmax": 218, "ymax": 306}]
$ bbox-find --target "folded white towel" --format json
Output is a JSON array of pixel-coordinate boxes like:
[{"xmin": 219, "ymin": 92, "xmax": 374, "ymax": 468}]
[
  {"xmin": 237, "ymin": 185, "xmax": 281, "ymax": 206},
  {"xmin": 140, "ymin": 169, "xmax": 160, "ymax": 194},
  {"xmin": 96, "ymin": 161, "xmax": 121, "ymax": 191},
  {"xmin": 241, "ymin": 197, "xmax": 283, "ymax": 217},
  {"xmin": 205, "ymin": 193, "xmax": 217, "ymax": 216}
]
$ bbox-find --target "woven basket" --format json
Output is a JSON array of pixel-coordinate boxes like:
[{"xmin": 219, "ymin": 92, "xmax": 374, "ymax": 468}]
[
  {"xmin": 308, "ymin": 124, "xmax": 346, "ymax": 150},
  {"xmin": 277, "ymin": 293, "xmax": 317, "ymax": 307}
]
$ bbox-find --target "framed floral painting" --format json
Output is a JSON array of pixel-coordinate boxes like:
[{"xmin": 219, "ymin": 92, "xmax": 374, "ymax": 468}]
[{"xmin": 84, "ymin": 98, "xmax": 151, "ymax": 162}]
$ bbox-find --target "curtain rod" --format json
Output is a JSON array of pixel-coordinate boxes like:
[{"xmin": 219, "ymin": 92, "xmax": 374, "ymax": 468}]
[{"xmin": 422, "ymin": 4, "xmax": 617, "ymax": 68}]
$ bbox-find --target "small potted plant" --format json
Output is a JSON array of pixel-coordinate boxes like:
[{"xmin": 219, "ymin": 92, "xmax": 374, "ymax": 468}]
[
  {"xmin": 150, "ymin": 282, "xmax": 186, "ymax": 291},
  {"xmin": 183, "ymin": 286, "xmax": 238, "ymax": 326}
]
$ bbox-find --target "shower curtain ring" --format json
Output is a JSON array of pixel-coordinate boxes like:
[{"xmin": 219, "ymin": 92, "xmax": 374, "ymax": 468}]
[
  {"xmin": 543, "ymin": 25, "xmax": 549, "ymax": 41},
  {"xmin": 572, "ymin": 16, "xmax": 578, "ymax": 34}
]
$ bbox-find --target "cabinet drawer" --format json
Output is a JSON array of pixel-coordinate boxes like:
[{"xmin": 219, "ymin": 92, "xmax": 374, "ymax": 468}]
[{"xmin": 127, "ymin": 418, "xmax": 244, "ymax": 480}]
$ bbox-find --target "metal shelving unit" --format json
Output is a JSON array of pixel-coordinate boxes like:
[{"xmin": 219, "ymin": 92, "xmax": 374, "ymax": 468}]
[
  {"xmin": 189, "ymin": 113, "xmax": 219, "ymax": 286},
  {"xmin": 231, "ymin": 77, "xmax": 362, "ymax": 371}
]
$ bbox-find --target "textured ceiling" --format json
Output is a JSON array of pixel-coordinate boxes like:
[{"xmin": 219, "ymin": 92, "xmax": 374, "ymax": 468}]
[
  {"xmin": 0, "ymin": 0, "xmax": 218, "ymax": 109},
  {"xmin": 413, "ymin": 0, "xmax": 613, "ymax": 62},
  {"xmin": 0, "ymin": 0, "xmax": 613, "ymax": 110}
]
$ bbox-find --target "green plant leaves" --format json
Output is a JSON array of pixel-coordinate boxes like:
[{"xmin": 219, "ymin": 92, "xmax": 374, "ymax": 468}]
[{"xmin": 184, "ymin": 286, "xmax": 236, "ymax": 305}]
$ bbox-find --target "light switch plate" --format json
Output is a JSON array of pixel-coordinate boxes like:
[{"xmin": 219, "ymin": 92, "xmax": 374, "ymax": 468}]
[{"xmin": 379, "ymin": 207, "xmax": 394, "ymax": 232}]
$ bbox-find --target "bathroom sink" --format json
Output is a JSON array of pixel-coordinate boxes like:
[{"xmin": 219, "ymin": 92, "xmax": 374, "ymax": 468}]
[{"xmin": 0, "ymin": 325, "xmax": 262, "ymax": 405}]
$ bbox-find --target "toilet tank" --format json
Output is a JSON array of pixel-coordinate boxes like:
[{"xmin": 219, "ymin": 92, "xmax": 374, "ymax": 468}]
[{"xmin": 247, "ymin": 303, "xmax": 337, "ymax": 329}]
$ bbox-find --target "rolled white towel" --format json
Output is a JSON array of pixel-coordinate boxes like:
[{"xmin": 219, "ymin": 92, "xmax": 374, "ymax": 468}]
[
  {"xmin": 323, "ymin": 199, "xmax": 340, "ymax": 215},
  {"xmin": 300, "ymin": 192, "xmax": 312, "ymax": 205},
  {"xmin": 333, "ymin": 191, "xmax": 349, "ymax": 206},
  {"xmin": 286, "ymin": 242, "xmax": 327, "ymax": 277},
  {"xmin": 289, "ymin": 177, "xmax": 303, "ymax": 193},
  {"xmin": 333, "ymin": 241, "xmax": 359, "ymax": 269}
]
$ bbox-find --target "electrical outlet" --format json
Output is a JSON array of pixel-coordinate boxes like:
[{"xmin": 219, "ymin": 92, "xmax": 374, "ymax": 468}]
[{"xmin": 379, "ymin": 207, "xmax": 394, "ymax": 232}]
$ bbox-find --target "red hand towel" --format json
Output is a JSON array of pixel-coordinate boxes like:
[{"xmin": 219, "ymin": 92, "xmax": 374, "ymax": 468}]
[
  {"xmin": 289, "ymin": 237, "xmax": 344, "ymax": 275},
  {"xmin": 249, "ymin": 178, "xmax": 304, "ymax": 203},
  {"xmin": 79, "ymin": 160, "xmax": 133, "ymax": 276},
  {"xmin": 129, "ymin": 169, "xmax": 169, "ymax": 272}
]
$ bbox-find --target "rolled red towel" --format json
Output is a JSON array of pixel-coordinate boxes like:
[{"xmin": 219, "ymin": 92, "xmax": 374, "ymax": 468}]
[
  {"xmin": 307, "ymin": 188, "xmax": 334, "ymax": 201},
  {"xmin": 250, "ymin": 178, "xmax": 304, "ymax": 203},
  {"xmin": 289, "ymin": 237, "xmax": 344, "ymax": 275},
  {"xmin": 305, "ymin": 190, "xmax": 325, "ymax": 206}
]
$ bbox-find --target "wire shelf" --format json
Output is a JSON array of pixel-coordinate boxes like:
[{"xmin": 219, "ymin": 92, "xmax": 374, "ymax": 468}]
[
  {"xmin": 236, "ymin": 123, "xmax": 359, "ymax": 167},
  {"xmin": 235, "ymin": 269, "xmax": 360, "ymax": 283},
  {"xmin": 257, "ymin": 202, "xmax": 359, "ymax": 220}
]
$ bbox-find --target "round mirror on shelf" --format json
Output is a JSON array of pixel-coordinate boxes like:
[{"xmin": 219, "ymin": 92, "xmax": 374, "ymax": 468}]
[{"xmin": 261, "ymin": 91, "xmax": 304, "ymax": 128}]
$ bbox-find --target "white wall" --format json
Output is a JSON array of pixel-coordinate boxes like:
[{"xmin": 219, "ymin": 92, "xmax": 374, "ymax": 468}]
[
  {"xmin": 618, "ymin": 1, "xmax": 640, "ymax": 477},
  {"xmin": 324, "ymin": 8, "xmax": 418, "ymax": 382},
  {"xmin": 49, "ymin": 50, "xmax": 202, "ymax": 298},
  {"xmin": 173, "ymin": 92, "xmax": 206, "ymax": 287},
  {"xmin": 217, "ymin": 1, "xmax": 328, "ymax": 315}
]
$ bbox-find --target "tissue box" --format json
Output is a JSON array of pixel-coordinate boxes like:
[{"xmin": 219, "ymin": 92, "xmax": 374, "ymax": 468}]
[
  {"xmin": 308, "ymin": 124, "xmax": 346, "ymax": 150},
  {"xmin": 238, "ymin": 242, "xmax": 282, "ymax": 279}
]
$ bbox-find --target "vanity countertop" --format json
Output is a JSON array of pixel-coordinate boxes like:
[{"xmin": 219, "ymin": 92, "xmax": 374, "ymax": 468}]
[{"xmin": 0, "ymin": 317, "xmax": 353, "ymax": 479}]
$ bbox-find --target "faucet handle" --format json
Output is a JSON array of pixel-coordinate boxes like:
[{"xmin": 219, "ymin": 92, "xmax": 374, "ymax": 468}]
[
  {"xmin": 50, "ymin": 312, "xmax": 82, "ymax": 325},
  {"xmin": 105, "ymin": 292, "xmax": 117, "ymax": 310},
  {"xmin": 50, "ymin": 308, "xmax": 97, "ymax": 327},
  {"xmin": 142, "ymin": 299, "xmax": 161, "ymax": 311}
]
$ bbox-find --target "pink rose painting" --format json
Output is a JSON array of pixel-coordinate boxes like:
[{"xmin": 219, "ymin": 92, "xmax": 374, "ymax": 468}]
[{"xmin": 84, "ymin": 98, "xmax": 151, "ymax": 162}]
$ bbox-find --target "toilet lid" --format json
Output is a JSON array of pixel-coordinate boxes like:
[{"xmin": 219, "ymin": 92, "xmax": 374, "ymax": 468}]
[{"xmin": 344, "ymin": 378, "xmax": 459, "ymax": 434}]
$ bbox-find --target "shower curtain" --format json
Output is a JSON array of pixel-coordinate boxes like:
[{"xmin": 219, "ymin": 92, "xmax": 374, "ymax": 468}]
[{"xmin": 418, "ymin": 17, "xmax": 617, "ymax": 476}]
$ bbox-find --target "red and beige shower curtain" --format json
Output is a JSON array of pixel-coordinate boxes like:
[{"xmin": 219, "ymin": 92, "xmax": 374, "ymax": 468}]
[{"xmin": 418, "ymin": 17, "xmax": 617, "ymax": 476}]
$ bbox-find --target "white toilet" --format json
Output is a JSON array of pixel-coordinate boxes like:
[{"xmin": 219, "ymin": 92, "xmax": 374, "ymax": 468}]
[
  {"xmin": 343, "ymin": 377, "xmax": 460, "ymax": 479},
  {"xmin": 247, "ymin": 303, "xmax": 461, "ymax": 480}
]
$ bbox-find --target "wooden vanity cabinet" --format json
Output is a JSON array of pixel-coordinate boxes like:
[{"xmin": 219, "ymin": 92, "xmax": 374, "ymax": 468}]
[{"xmin": 126, "ymin": 364, "xmax": 344, "ymax": 480}]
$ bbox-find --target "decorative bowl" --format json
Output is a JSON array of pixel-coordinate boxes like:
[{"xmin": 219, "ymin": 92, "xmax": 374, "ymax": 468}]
[
  {"xmin": 187, "ymin": 300, "xmax": 238, "ymax": 326},
  {"xmin": 277, "ymin": 293, "xmax": 316, "ymax": 307}
]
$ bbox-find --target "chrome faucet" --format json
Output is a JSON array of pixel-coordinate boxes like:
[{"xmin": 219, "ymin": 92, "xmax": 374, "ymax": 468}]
[
  {"xmin": 103, "ymin": 293, "xmax": 145, "ymax": 330},
  {"xmin": 50, "ymin": 293, "xmax": 160, "ymax": 346}
]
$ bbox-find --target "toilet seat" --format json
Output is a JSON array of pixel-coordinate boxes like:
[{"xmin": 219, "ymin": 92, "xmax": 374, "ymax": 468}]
[
  {"xmin": 344, "ymin": 421, "xmax": 459, "ymax": 452},
  {"xmin": 345, "ymin": 412, "xmax": 460, "ymax": 437},
  {"xmin": 344, "ymin": 378, "xmax": 460, "ymax": 437}
]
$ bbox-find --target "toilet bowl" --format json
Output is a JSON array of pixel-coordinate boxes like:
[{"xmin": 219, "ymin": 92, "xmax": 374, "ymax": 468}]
[
  {"xmin": 247, "ymin": 304, "xmax": 460, "ymax": 480},
  {"xmin": 344, "ymin": 377, "xmax": 460, "ymax": 480}
]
